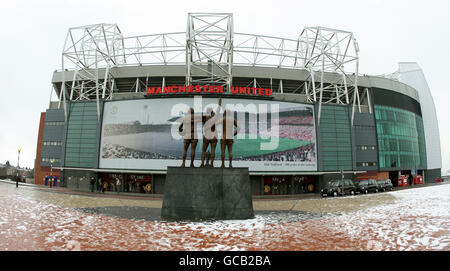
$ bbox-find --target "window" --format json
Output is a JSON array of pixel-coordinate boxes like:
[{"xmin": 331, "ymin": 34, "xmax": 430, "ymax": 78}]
[
  {"xmin": 43, "ymin": 141, "xmax": 62, "ymax": 146},
  {"xmin": 41, "ymin": 157, "xmax": 61, "ymax": 163},
  {"xmin": 357, "ymin": 162, "xmax": 377, "ymax": 167},
  {"xmin": 45, "ymin": 121, "xmax": 65, "ymax": 126},
  {"xmin": 354, "ymin": 125, "xmax": 375, "ymax": 132},
  {"xmin": 357, "ymin": 145, "xmax": 376, "ymax": 151}
]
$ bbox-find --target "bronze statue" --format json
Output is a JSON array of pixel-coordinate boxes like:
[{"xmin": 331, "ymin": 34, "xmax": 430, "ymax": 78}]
[
  {"xmin": 200, "ymin": 98, "xmax": 222, "ymax": 167},
  {"xmin": 178, "ymin": 107, "xmax": 202, "ymax": 167},
  {"xmin": 217, "ymin": 109, "xmax": 241, "ymax": 168},
  {"xmin": 178, "ymin": 98, "xmax": 239, "ymax": 168}
]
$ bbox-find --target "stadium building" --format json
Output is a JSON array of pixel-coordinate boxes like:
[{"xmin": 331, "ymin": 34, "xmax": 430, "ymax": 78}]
[{"xmin": 34, "ymin": 13, "xmax": 442, "ymax": 195}]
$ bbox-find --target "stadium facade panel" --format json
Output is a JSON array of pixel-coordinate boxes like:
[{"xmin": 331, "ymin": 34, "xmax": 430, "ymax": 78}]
[{"xmin": 35, "ymin": 15, "xmax": 441, "ymax": 195}]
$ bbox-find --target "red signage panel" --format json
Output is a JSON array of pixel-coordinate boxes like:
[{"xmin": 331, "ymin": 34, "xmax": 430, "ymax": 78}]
[{"xmin": 146, "ymin": 85, "xmax": 272, "ymax": 97}]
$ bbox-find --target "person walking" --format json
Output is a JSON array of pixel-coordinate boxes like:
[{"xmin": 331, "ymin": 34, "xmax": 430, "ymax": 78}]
[
  {"xmin": 116, "ymin": 178, "xmax": 121, "ymax": 194},
  {"xmin": 90, "ymin": 177, "xmax": 95, "ymax": 192},
  {"xmin": 102, "ymin": 180, "xmax": 107, "ymax": 193}
]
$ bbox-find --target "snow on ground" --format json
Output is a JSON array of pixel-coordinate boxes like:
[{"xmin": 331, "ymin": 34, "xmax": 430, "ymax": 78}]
[
  {"xmin": 0, "ymin": 180, "xmax": 448, "ymax": 251},
  {"xmin": 324, "ymin": 185, "xmax": 450, "ymax": 250}
]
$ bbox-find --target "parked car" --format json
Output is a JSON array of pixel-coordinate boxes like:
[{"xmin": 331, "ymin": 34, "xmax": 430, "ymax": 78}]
[
  {"xmin": 321, "ymin": 179, "xmax": 356, "ymax": 197},
  {"xmin": 377, "ymin": 179, "xmax": 393, "ymax": 192},
  {"xmin": 356, "ymin": 179, "xmax": 380, "ymax": 194}
]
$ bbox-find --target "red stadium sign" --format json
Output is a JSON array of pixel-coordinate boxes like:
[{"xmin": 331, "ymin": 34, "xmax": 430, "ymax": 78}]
[{"xmin": 146, "ymin": 85, "xmax": 272, "ymax": 97}]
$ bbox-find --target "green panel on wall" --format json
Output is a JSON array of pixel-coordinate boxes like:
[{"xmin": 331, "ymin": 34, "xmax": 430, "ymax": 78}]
[
  {"xmin": 64, "ymin": 102, "xmax": 100, "ymax": 168},
  {"xmin": 319, "ymin": 105, "xmax": 353, "ymax": 171}
]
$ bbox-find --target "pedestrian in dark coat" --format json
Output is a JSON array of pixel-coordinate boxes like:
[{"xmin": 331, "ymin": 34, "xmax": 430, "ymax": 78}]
[{"xmin": 90, "ymin": 177, "xmax": 95, "ymax": 192}]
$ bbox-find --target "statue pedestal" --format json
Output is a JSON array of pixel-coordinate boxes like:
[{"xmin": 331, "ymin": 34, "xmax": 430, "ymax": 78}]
[{"xmin": 161, "ymin": 167, "xmax": 254, "ymax": 221}]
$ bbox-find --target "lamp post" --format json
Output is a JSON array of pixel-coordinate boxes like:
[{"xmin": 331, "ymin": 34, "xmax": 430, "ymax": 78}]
[
  {"xmin": 50, "ymin": 160, "xmax": 54, "ymax": 188},
  {"xmin": 16, "ymin": 148, "xmax": 21, "ymax": 188},
  {"xmin": 18, "ymin": 148, "xmax": 21, "ymax": 168}
]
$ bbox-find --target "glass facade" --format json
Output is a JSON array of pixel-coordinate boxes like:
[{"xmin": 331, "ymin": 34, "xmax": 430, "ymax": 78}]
[
  {"xmin": 374, "ymin": 105, "xmax": 426, "ymax": 170},
  {"xmin": 65, "ymin": 102, "xmax": 100, "ymax": 168},
  {"xmin": 319, "ymin": 105, "xmax": 353, "ymax": 171}
]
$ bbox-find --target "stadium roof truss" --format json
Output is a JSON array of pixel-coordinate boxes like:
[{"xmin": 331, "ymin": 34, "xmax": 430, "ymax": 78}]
[
  {"xmin": 57, "ymin": 13, "xmax": 365, "ymax": 124},
  {"xmin": 186, "ymin": 13, "xmax": 234, "ymax": 89},
  {"xmin": 297, "ymin": 27, "xmax": 361, "ymax": 123},
  {"xmin": 60, "ymin": 23, "xmax": 124, "ymax": 121}
]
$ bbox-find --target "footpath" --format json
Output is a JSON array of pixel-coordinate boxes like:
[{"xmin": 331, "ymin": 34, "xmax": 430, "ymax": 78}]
[{"xmin": 1, "ymin": 178, "xmax": 447, "ymax": 213}]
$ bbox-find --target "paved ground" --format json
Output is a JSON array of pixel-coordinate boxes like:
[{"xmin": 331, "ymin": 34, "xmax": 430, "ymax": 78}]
[
  {"xmin": 0, "ymin": 180, "xmax": 448, "ymax": 250},
  {"xmin": 7, "ymin": 180, "xmax": 397, "ymax": 214}
]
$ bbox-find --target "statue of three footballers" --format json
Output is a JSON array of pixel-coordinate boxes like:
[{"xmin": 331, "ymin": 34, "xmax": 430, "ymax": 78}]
[{"xmin": 178, "ymin": 98, "xmax": 241, "ymax": 168}]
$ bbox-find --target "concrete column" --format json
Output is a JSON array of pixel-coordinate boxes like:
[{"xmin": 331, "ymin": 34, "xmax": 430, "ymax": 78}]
[
  {"xmin": 152, "ymin": 174, "xmax": 155, "ymax": 194},
  {"xmin": 260, "ymin": 176, "xmax": 264, "ymax": 196},
  {"xmin": 290, "ymin": 177, "xmax": 294, "ymax": 194}
]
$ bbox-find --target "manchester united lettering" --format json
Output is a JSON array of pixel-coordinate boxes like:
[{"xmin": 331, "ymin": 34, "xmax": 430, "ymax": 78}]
[{"xmin": 146, "ymin": 85, "xmax": 272, "ymax": 97}]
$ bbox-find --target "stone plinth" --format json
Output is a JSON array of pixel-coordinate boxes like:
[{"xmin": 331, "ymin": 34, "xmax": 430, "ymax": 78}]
[{"xmin": 161, "ymin": 167, "xmax": 254, "ymax": 221}]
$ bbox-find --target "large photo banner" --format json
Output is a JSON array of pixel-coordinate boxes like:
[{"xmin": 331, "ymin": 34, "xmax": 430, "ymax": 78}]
[{"xmin": 99, "ymin": 97, "xmax": 317, "ymax": 171}]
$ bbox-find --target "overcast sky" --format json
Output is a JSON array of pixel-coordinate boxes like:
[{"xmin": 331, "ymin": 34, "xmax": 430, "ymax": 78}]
[{"xmin": 0, "ymin": 0, "xmax": 449, "ymax": 173}]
